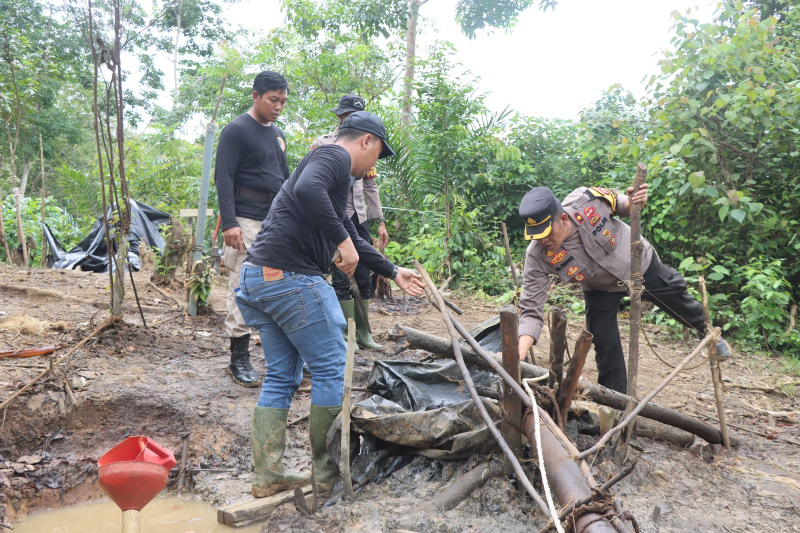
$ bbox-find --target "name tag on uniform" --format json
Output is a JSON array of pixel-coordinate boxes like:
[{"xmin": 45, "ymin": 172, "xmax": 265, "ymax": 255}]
[{"xmin": 262, "ymin": 267, "xmax": 283, "ymax": 281}]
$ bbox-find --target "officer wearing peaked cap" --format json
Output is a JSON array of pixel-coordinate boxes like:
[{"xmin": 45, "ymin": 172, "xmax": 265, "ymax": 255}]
[{"xmin": 517, "ymin": 184, "xmax": 730, "ymax": 394}]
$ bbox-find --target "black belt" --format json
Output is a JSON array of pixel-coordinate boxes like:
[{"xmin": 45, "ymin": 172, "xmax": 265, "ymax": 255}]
[{"xmin": 236, "ymin": 185, "xmax": 275, "ymax": 203}]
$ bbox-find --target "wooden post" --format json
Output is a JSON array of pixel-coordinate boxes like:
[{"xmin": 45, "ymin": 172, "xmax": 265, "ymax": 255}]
[
  {"xmin": 499, "ymin": 306, "xmax": 522, "ymax": 474},
  {"xmin": 341, "ymin": 317, "xmax": 356, "ymax": 501},
  {"xmin": 557, "ymin": 330, "xmax": 593, "ymax": 420},
  {"xmin": 699, "ymin": 275, "xmax": 731, "ymax": 449},
  {"xmin": 626, "ymin": 162, "xmax": 648, "ymax": 398},
  {"xmin": 177, "ymin": 432, "xmax": 190, "ymax": 496},
  {"xmin": 548, "ymin": 307, "xmax": 567, "ymax": 388}
]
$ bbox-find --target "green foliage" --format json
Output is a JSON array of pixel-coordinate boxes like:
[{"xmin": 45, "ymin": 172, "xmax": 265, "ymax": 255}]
[
  {"xmin": 185, "ymin": 263, "xmax": 214, "ymax": 309},
  {"xmin": 1, "ymin": 194, "xmax": 83, "ymax": 263}
]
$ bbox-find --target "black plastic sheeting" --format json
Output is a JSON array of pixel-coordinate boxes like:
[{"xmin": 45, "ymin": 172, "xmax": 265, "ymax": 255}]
[
  {"xmin": 324, "ymin": 360, "xmax": 503, "ymax": 503},
  {"xmin": 42, "ymin": 200, "xmax": 170, "ymax": 272}
]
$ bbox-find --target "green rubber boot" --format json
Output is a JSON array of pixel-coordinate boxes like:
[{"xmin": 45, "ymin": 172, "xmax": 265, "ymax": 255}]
[
  {"xmin": 251, "ymin": 407, "xmax": 311, "ymax": 498},
  {"xmin": 355, "ymin": 301, "xmax": 383, "ymax": 350},
  {"xmin": 338, "ymin": 300, "xmax": 359, "ymax": 352},
  {"xmin": 309, "ymin": 404, "xmax": 342, "ymax": 492}
]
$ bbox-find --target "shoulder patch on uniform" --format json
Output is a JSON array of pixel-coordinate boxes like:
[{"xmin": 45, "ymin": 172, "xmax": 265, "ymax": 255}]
[{"xmin": 585, "ymin": 186, "xmax": 618, "ymax": 214}]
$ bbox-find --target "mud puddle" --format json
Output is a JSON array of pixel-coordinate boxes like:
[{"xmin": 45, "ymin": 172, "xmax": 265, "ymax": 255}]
[{"xmin": 11, "ymin": 495, "xmax": 262, "ymax": 533}]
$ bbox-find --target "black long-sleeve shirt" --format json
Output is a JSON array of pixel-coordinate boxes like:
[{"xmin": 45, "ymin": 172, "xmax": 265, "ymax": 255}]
[
  {"xmin": 246, "ymin": 144, "xmax": 395, "ymax": 278},
  {"xmin": 214, "ymin": 113, "xmax": 289, "ymax": 230}
]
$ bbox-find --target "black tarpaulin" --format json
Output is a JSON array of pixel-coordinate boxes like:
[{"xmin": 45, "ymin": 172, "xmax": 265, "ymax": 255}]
[{"xmin": 42, "ymin": 200, "xmax": 170, "ymax": 272}]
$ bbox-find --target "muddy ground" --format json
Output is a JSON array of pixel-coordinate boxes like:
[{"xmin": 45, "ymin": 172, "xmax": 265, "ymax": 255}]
[{"xmin": 1, "ymin": 263, "xmax": 799, "ymax": 532}]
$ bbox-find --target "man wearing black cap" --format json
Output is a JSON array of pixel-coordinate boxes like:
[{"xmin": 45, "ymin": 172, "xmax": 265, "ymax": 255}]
[
  {"xmin": 214, "ymin": 70, "xmax": 290, "ymax": 387},
  {"xmin": 312, "ymin": 94, "xmax": 389, "ymax": 351},
  {"xmin": 517, "ymin": 184, "xmax": 730, "ymax": 393},
  {"xmin": 235, "ymin": 111, "xmax": 426, "ymax": 498}
]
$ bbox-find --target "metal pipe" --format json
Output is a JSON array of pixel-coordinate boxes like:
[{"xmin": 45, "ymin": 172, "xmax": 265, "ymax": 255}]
[
  {"xmin": 523, "ymin": 412, "xmax": 617, "ymax": 533},
  {"xmin": 188, "ymin": 120, "xmax": 216, "ymax": 316}
]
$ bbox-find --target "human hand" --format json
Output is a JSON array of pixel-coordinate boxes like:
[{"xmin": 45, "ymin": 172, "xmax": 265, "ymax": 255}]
[
  {"xmin": 223, "ymin": 227, "xmax": 245, "ymax": 251},
  {"xmin": 393, "ymin": 267, "xmax": 426, "ymax": 296},
  {"xmin": 625, "ymin": 183, "xmax": 648, "ymax": 211},
  {"xmin": 335, "ymin": 237, "xmax": 359, "ymax": 277},
  {"xmin": 518, "ymin": 334, "xmax": 535, "ymax": 361},
  {"xmin": 377, "ymin": 222, "xmax": 389, "ymax": 249}
]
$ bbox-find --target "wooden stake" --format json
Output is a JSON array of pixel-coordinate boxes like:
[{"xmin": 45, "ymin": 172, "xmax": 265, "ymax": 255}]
[
  {"xmin": 627, "ymin": 161, "xmax": 648, "ymax": 398},
  {"xmin": 699, "ymin": 275, "xmax": 731, "ymax": 449},
  {"xmin": 548, "ymin": 308, "xmax": 567, "ymax": 389},
  {"xmin": 177, "ymin": 432, "xmax": 190, "ymax": 496},
  {"xmin": 557, "ymin": 330, "xmax": 592, "ymax": 420},
  {"xmin": 499, "ymin": 306, "xmax": 522, "ymax": 474},
  {"xmin": 341, "ymin": 317, "xmax": 356, "ymax": 501}
]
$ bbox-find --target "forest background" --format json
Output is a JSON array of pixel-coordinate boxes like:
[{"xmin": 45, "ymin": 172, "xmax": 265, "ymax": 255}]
[{"xmin": 0, "ymin": 0, "xmax": 798, "ymax": 355}]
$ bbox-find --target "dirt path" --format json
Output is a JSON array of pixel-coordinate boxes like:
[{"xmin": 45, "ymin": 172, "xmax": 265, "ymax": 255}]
[{"xmin": 1, "ymin": 264, "xmax": 799, "ymax": 532}]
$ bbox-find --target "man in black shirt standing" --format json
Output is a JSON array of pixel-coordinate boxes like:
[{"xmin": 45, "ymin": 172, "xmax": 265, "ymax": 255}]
[
  {"xmin": 214, "ymin": 71, "xmax": 289, "ymax": 387},
  {"xmin": 235, "ymin": 111, "xmax": 426, "ymax": 498}
]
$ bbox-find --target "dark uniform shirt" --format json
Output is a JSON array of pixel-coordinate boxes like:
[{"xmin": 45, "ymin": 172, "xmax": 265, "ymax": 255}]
[
  {"xmin": 246, "ymin": 144, "xmax": 394, "ymax": 279},
  {"xmin": 214, "ymin": 113, "xmax": 289, "ymax": 230}
]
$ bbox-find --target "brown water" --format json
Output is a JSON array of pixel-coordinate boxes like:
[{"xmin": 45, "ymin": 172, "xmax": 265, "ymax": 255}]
[{"xmin": 12, "ymin": 495, "xmax": 263, "ymax": 533}]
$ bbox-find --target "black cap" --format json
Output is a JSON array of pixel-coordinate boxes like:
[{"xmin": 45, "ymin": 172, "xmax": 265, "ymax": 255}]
[
  {"xmin": 331, "ymin": 94, "xmax": 367, "ymax": 115},
  {"xmin": 339, "ymin": 111, "xmax": 395, "ymax": 159},
  {"xmin": 519, "ymin": 187, "xmax": 560, "ymax": 240}
]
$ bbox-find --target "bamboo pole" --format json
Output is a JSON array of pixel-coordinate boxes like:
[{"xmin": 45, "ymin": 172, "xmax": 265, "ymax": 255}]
[
  {"xmin": 626, "ymin": 162, "xmax": 647, "ymax": 397},
  {"xmin": 699, "ymin": 276, "xmax": 731, "ymax": 449}
]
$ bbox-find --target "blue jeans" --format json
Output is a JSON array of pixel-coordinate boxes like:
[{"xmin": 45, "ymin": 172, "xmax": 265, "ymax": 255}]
[{"xmin": 235, "ymin": 265, "xmax": 346, "ymax": 408}]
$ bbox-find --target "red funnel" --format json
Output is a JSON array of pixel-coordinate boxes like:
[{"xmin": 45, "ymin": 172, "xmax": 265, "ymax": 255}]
[{"xmin": 97, "ymin": 436, "xmax": 177, "ymax": 511}]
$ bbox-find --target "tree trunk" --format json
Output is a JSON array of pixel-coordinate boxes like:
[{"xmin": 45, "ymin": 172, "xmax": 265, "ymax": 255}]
[
  {"xmin": 627, "ymin": 162, "xmax": 647, "ymax": 397},
  {"xmin": 443, "ymin": 176, "xmax": 451, "ymax": 272},
  {"xmin": 401, "ymin": 0, "xmax": 421, "ymax": 125},
  {"xmin": 110, "ymin": 0, "xmax": 130, "ymax": 318},
  {"xmin": 171, "ymin": 0, "xmax": 183, "ymax": 110},
  {"xmin": 40, "ymin": 134, "xmax": 47, "ymax": 267}
]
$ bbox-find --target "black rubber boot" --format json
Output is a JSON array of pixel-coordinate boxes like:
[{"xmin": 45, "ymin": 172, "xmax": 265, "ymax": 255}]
[{"xmin": 227, "ymin": 334, "xmax": 260, "ymax": 388}]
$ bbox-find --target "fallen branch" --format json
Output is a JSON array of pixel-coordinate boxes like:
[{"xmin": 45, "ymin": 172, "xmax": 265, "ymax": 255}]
[
  {"xmin": 726, "ymin": 380, "xmax": 800, "ymax": 394},
  {"xmin": 390, "ymin": 324, "xmax": 736, "ymax": 446},
  {"xmin": 422, "ymin": 459, "xmax": 502, "ymax": 511},
  {"xmin": 736, "ymin": 397, "xmax": 799, "ymax": 418},
  {"xmin": 693, "ymin": 410, "xmax": 800, "ymax": 447},
  {"xmin": 414, "ymin": 260, "xmax": 550, "ymax": 516},
  {"xmin": 148, "ymin": 280, "xmax": 185, "ymax": 310},
  {"xmin": 0, "ymin": 317, "xmax": 114, "ymax": 411},
  {"xmin": 578, "ymin": 331, "xmax": 716, "ymax": 460},
  {"xmin": 1, "ymin": 283, "xmax": 173, "ymax": 313}
]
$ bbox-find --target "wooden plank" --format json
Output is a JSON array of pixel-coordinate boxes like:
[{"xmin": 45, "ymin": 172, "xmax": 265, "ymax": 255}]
[
  {"xmin": 179, "ymin": 208, "xmax": 213, "ymax": 218},
  {"xmin": 217, "ymin": 485, "xmax": 312, "ymax": 528}
]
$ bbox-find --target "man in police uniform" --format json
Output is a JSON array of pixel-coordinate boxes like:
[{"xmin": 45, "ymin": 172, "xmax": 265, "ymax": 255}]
[
  {"xmin": 214, "ymin": 71, "xmax": 290, "ymax": 387},
  {"xmin": 517, "ymin": 184, "xmax": 730, "ymax": 393},
  {"xmin": 311, "ymin": 94, "xmax": 389, "ymax": 350}
]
